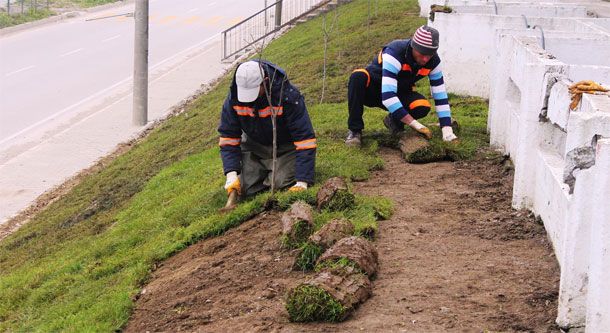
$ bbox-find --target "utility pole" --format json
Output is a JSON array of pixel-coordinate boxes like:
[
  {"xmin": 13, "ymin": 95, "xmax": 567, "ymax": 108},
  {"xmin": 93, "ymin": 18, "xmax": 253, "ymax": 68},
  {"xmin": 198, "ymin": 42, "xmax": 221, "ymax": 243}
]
[
  {"xmin": 133, "ymin": 0, "xmax": 149, "ymax": 126},
  {"xmin": 274, "ymin": 0, "xmax": 282, "ymax": 30}
]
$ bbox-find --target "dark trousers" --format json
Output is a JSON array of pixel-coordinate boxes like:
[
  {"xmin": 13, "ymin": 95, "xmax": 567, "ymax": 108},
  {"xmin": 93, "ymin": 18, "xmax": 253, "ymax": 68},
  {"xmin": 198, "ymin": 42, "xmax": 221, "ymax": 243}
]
[
  {"xmin": 240, "ymin": 133, "xmax": 296, "ymax": 196},
  {"xmin": 347, "ymin": 70, "xmax": 431, "ymax": 132}
]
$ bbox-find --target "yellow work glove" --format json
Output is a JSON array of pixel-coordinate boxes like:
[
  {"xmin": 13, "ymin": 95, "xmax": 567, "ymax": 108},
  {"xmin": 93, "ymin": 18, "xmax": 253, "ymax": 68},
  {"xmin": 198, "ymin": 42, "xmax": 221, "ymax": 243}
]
[
  {"xmin": 401, "ymin": 114, "xmax": 432, "ymax": 139},
  {"xmin": 224, "ymin": 171, "xmax": 241, "ymax": 195},
  {"xmin": 408, "ymin": 119, "xmax": 433, "ymax": 140},
  {"xmin": 288, "ymin": 181, "xmax": 308, "ymax": 192}
]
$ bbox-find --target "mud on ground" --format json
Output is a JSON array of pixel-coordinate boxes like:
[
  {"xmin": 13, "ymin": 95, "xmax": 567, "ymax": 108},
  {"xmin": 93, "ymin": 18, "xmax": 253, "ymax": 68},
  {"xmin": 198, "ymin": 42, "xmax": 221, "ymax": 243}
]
[{"xmin": 125, "ymin": 148, "xmax": 560, "ymax": 332}]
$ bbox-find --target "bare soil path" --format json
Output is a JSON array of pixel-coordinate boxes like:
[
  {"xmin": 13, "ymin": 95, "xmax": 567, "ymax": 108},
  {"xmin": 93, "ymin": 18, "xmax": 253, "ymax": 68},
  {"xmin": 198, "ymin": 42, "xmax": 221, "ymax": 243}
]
[{"xmin": 125, "ymin": 148, "xmax": 560, "ymax": 332}]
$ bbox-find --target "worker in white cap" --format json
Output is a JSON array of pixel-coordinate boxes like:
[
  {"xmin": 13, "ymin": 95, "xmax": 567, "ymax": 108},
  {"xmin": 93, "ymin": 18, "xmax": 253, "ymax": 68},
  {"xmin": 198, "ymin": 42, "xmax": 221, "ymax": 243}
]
[{"xmin": 218, "ymin": 60, "xmax": 317, "ymax": 197}]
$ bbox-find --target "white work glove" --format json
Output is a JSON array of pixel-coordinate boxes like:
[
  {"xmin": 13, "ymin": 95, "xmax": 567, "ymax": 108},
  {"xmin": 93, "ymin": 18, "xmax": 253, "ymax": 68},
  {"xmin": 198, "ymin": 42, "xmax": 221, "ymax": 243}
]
[
  {"xmin": 402, "ymin": 114, "xmax": 432, "ymax": 139},
  {"xmin": 442, "ymin": 126, "xmax": 458, "ymax": 142},
  {"xmin": 224, "ymin": 171, "xmax": 241, "ymax": 195},
  {"xmin": 288, "ymin": 181, "xmax": 308, "ymax": 192}
]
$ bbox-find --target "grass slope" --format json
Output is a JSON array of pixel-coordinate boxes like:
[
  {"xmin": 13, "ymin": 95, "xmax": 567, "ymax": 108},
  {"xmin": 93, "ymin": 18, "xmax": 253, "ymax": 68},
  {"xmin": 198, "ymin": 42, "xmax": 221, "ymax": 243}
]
[
  {"xmin": 0, "ymin": 9, "xmax": 54, "ymax": 29},
  {"xmin": 0, "ymin": 0, "xmax": 117, "ymax": 28},
  {"xmin": 0, "ymin": 0, "xmax": 488, "ymax": 331}
]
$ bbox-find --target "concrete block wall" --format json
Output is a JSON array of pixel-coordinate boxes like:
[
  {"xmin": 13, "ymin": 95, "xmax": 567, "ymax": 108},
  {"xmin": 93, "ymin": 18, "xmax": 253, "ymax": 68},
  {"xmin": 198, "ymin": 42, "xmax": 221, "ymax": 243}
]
[
  {"xmin": 418, "ymin": 1, "xmax": 610, "ymax": 331},
  {"xmin": 488, "ymin": 24, "xmax": 610, "ymax": 333},
  {"xmin": 418, "ymin": 0, "xmax": 587, "ymax": 17},
  {"xmin": 427, "ymin": 10, "xmax": 609, "ymax": 97},
  {"xmin": 490, "ymin": 32, "xmax": 610, "ymax": 333}
]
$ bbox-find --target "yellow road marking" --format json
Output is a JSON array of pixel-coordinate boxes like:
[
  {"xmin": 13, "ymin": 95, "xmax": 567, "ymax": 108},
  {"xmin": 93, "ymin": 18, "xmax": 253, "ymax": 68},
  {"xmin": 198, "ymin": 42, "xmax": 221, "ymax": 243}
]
[
  {"xmin": 183, "ymin": 16, "xmax": 201, "ymax": 25},
  {"xmin": 227, "ymin": 16, "xmax": 245, "ymax": 25},
  {"xmin": 158, "ymin": 15, "xmax": 178, "ymax": 24},
  {"xmin": 203, "ymin": 16, "xmax": 223, "ymax": 26}
]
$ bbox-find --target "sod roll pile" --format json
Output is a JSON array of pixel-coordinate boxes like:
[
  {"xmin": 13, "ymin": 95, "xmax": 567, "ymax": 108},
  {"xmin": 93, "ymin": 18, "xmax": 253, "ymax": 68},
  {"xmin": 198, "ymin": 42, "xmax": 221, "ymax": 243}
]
[{"xmin": 286, "ymin": 236, "xmax": 378, "ymax": 322}]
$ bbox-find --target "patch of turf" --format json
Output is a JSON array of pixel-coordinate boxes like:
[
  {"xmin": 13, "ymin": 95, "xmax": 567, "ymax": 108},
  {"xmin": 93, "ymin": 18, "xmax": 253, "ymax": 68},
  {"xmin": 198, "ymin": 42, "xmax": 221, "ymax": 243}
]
[
  {"xmin": 281, "ymin": 220, "xmax": 314, "ymax": 249},
  {"xmin": 404, "ymin": 94, "xmax": 489, "ymax": 163},
  {"xmin": 323, "ymin": 189, "xmax": 356, "ymax": 211},
  {"xmin": 285, "ymin": 285, "xmax": 347, "ymax": 322},
  {"xmin": 293, "ymin": 242, "xmax": 324, "ymax": 272},
  {"xmin": 315, "ymin": 257, "xmax": 365, "ymax": 276}
]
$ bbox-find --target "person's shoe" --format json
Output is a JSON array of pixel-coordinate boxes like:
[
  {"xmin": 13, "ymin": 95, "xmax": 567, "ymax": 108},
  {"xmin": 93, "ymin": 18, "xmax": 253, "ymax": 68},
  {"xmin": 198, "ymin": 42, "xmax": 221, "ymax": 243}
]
[
  {"xmin": 345, "ymin": 130, "xmax": 362, "ymax": 147},
  {"xmin": 383, "ymin": 114, "xmax": 405, "ymax": 135}
]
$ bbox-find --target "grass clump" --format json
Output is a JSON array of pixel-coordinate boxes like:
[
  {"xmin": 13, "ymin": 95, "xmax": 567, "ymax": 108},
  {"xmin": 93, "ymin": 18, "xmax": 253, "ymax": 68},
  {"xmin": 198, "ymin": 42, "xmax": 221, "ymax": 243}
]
[
  {"xmin": 281, "ymin": 220, "xmax": 314, "ymax": 250},
  {"xmin": 404, "ymin": 94, "xmax": 489, "ymax": 163},
  {"xmin": 286, "ymin": 285, "xmax": 347, "ymax": 322},
  {"xmin": 315, "ymin": 257, "xmax": 365, "ymax": 275},
  {"xmin": 275, "ymin": 188, "xmax": 317, "ymax": 210},
  {"xmin": 324, "ymin": 190, "xmax": 356, "ymax": 211},
  {"xmin": 293, "ymin": 242, "xmax": 324, "ymax": 271},
  {"xmin": 0, "ymin": 9, "xmax": 54, "ymax": 28}
]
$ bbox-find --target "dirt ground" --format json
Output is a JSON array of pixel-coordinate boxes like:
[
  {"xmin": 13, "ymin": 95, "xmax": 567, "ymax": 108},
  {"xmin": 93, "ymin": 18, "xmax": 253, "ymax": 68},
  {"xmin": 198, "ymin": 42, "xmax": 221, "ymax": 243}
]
[{"xmin": 125, "ymin": 148, "xmax": 560, "ymax": 333}]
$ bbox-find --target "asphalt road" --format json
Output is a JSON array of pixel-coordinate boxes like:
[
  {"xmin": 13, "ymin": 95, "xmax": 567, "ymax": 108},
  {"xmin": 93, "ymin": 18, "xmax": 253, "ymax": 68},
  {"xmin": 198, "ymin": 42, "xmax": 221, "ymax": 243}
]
[{"xmin": 0, "ymin": 0, "xmax": 262, "ymax": 144}]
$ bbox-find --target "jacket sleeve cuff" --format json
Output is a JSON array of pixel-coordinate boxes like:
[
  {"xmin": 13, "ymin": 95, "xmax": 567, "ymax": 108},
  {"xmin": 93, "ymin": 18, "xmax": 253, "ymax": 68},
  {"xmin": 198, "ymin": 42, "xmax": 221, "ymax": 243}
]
[
  {"xmin": 439, "ymin": 117, "xmax": 452, "ymax": 128},
  {"xmin": 390, "ymin": 108, "xmax": 408, "ymax": 122}
]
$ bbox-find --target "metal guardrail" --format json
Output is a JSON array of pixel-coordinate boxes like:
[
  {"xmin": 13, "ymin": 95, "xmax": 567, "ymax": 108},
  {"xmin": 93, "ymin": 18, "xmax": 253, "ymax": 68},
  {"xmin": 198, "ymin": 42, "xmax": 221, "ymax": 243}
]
[{"xmin": 221, "ymin": 0, "xmax": 331, "ymax": 61}]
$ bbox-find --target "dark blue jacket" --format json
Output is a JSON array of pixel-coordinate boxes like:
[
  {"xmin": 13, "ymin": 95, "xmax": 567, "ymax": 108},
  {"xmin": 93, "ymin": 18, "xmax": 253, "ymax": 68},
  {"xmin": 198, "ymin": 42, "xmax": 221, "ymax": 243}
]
[{"xmin": 218, "ymin": 60, "xmax": 316, "ymax": 184}]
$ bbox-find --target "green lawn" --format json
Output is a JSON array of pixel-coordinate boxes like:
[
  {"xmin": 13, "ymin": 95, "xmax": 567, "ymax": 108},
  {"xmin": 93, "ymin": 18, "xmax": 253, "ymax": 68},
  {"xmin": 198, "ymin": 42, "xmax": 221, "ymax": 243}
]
[
  {"xmin": 0, "ymin": 0, "xmax": 120, "ymax": 28},
  {"xmin": 0, "ymin": 9, "xmax": 54, "ymax": 28},
  {"xmin": 0, "ymin": 0, "xmax": 489, "ymax": 331}
]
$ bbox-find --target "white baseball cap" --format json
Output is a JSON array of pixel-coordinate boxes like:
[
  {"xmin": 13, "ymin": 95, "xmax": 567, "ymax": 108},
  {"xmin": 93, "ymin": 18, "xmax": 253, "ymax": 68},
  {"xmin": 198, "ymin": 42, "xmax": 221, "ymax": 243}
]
[{"xmin": 235, "ymin": 61, "xmax": 264, "ymax": 102}]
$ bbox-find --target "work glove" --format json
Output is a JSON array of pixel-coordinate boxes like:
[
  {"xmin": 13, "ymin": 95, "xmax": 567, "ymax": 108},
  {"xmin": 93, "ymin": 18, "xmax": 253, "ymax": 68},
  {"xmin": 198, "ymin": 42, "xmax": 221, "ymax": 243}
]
[
  {"xmin": 288, "ymin": 181, "xmax": 308, "ymax": 192},
  {"xmin": 568, "ymin": 80, "xmax": 609, "ymax": 110},
  {"xmin": 402, "ymin": 115, "xmax": 432, "ymax": 140},
  {"xmin": 224, "ymin": 171, "xmax": 241, "ymax": 195},
  {"xmin": 442, "ymin": 126, "xmax": 458, "ymax": 142}
]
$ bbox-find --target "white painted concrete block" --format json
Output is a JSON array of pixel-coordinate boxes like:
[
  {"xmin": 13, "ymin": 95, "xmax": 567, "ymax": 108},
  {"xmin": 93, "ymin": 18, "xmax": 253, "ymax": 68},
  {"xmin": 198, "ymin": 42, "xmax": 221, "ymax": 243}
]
[
  {"xmin": 567, "ymin": 65, "xmax": 610, "ymax": 84},
  {"xmin": 565, "ymin": 95, "xmax": 610, "ymax": 154},
  {"xmin": 533, "ymin": 148, "xmax": 569, "ymax": 259},
  {"xmin": 547, "ymin": 80, "xmax": 572, "ymax": 130},
  {"xmin": 419, "ymin": 0, "xmax": 589, "ymax": 18},
  {"xmin": 429, "ymin": 12, "xmax": 610, "ymax": 98},
  {"xmin": 546, "ymin": 37, "xmax": 610, "ymax": 67},
  {"xmin": 424, "ymin": 2, "xmax": 610, "ymax": 328},
  {"xmin": 585, "ymin": 138, "xmax": 610, "ymax": 333}
]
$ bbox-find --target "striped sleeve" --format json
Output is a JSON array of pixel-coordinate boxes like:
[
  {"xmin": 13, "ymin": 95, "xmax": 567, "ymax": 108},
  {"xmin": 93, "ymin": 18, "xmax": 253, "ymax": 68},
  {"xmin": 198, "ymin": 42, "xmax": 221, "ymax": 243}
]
[
  {"xmin": 381, "ymin": 48, "xmax": 409, "ymax": 121},
  {"xmin": 429, "ymin": 63, "xmax": 452, "ymax": 127}
]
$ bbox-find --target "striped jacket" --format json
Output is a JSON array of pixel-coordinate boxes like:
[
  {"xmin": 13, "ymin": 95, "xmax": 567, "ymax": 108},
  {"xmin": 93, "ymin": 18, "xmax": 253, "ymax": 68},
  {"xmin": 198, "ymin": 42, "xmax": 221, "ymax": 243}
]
[
  {"xmin": 218, "ymin": 60, "xmax": 316, "ymax": 184},
  {"xmin": 366, "ymin": 39, "xmax": 452, "ymax": 127}
]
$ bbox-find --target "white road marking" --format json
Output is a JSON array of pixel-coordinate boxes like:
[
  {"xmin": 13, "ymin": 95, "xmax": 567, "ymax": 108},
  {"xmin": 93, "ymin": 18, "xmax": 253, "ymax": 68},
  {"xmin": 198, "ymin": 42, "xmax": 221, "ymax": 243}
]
[
  {"xmin": 5, "ymin": 65, "xmax": 35, "ymax": 77},
  {"xmin": 188, "ymin": 8, "xmax": 199, "ymax": 13},
  {"xmin": 60, "ymin": 48, "xmax": 83, "ymax": 58},
  {"xmin": 0, "ymin": 34, "xmax": 220, "ymax": 147},
  {"xmin": 207, "ymin": 2, "xmax": 217, "ymax": 6},
  {"xmin": 55, "ymin": 37, "xmax": 220, "ymax": 135},
  {"xmin": 102, "ymin": 35, "xmax": 121, "ymax": 43}
]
